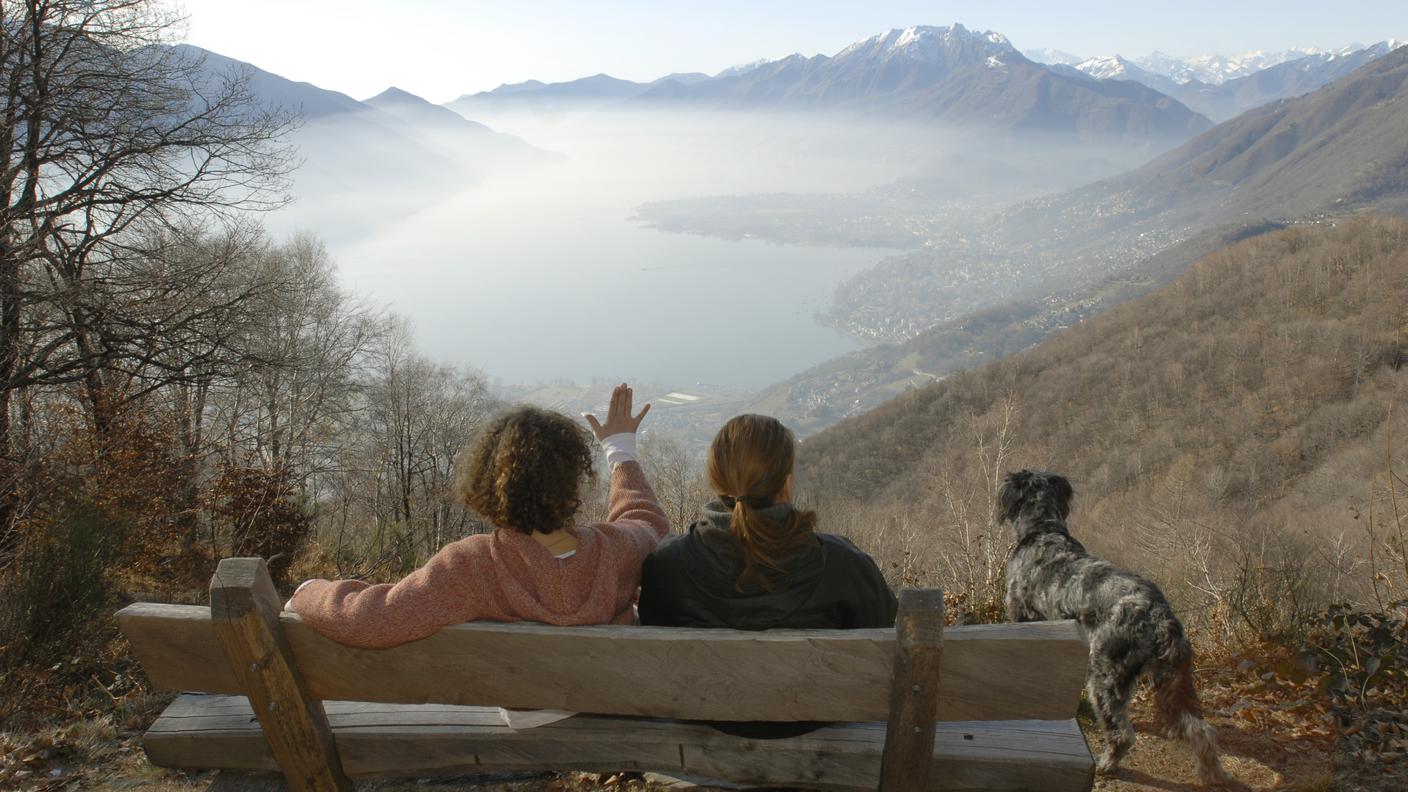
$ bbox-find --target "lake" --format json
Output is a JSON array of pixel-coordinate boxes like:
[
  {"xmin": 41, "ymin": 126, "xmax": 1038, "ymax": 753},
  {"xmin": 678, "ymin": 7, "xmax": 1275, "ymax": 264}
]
[{"xmin": 272, "ymin": 112, "xmax": 912, "ymax": 391}]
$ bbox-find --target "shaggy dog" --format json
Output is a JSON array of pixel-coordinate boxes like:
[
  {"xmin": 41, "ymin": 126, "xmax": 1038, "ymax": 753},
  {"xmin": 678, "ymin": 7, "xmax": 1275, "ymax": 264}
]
[{"xmin": 998, "ymin": 470, "xmax": 1228, "ymax": 785}]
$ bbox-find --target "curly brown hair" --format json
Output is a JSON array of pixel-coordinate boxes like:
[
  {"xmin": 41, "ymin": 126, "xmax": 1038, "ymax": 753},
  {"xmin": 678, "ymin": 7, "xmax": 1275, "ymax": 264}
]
[{"xmin": 455, "ymin": 406, "xmax": 595, "ymax": 534}]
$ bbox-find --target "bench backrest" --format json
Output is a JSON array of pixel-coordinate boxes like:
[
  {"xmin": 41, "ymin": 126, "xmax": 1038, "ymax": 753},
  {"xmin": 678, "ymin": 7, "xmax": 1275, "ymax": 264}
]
[
  {"xmin": 115, "ymin": 557, "xmax": 1091, "ymax": 792},
  {"xmin": 116, "ymin": 567, "xmax": 1087, "ymax": 723}
]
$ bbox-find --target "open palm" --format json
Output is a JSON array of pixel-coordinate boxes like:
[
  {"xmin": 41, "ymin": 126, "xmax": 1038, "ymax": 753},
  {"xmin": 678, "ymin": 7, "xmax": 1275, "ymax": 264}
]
[{"xmin": 585, "ymin": 382, "xmax": 650, "ymax": 439}]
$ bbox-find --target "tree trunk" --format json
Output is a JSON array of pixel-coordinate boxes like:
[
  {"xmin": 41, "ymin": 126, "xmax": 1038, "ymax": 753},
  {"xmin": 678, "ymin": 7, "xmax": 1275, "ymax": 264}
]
[{"xmin": 0, "ymin": 236, "xmax": 21, "ymax": 559}]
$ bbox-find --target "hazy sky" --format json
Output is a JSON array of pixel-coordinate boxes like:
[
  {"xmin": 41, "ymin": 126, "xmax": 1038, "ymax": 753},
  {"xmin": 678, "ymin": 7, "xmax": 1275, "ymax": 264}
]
[{"xmin": 179, "ymin": 0, "xmax": 1405, "ymax": 103}]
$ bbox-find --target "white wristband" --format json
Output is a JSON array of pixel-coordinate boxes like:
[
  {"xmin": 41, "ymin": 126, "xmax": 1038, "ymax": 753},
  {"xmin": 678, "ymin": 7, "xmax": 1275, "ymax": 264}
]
[
  {"xmin": 600, "ymin": 432, "xmax": 637, "ymax": 467},
  {"xmin": 284, "ymin": 579, "xmax": 317, "ymax": 611}
]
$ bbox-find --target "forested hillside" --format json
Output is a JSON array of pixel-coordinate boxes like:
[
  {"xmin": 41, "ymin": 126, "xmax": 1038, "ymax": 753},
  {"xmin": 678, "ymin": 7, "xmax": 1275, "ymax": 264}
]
[
  {"xmin": 748, "ymin": 221, "xmax": 1280, "ymax": 434},
  {"xmin": 802, "ymin": 219, "xmax": 1408, "ymax": 640}
]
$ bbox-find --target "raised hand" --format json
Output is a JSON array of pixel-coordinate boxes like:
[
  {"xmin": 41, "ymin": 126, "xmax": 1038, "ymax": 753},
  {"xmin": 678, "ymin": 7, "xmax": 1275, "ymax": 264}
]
[{"xmin": 584, "ymin": 382, "xmax": 650, "ymax": 440}]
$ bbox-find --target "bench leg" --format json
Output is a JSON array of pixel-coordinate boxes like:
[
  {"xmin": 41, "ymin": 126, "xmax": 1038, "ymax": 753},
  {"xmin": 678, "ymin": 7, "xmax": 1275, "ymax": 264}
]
[
  {"xmin": 879, "ymin": 589, "xmax": 945, "ymax": 792},
  {"xmin": 210, "ymin": 558, "xmax": 353, "ymax": 792}
]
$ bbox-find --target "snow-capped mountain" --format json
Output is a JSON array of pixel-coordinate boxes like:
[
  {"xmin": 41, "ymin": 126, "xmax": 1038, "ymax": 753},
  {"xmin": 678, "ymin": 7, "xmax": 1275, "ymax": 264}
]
[
  {"xmin": 1073, "ymin": 54, "xmax": 1185, "ymax": 95},
  {"xmin": 831, "ymin": 24, "xmax": 1014, "ymax": 68},
  {"xmin": 1022, "ymin": 47, "xmax": 1084, "ymax": 66},
  {"xmin": 1071, "ymin": 40, "xmax": 1407, "ymax": 120},
  {"xmin": 1336, "ymin": 38, "xmax": 1408, "ymax": 61},
  {"xmin": 1124, "ymin": 40, "xmax": 1404, "ymax": 87},
  {"xmin": 1016, "ymin": 44, "xmax": 1408, "ymax": 247},
  {"xmin": 1170, "ymin": 39, "xmax": 1408, "ymax": 120},
  {"xmin": 631, "ymin": 24, "xmax": 1212, "ymax": 142},
  {"xmin": 1132, "ymin": 48, "xmax": 1327, "ymax": 85},
  {"xmin": 1076, "ymin": 55, "xmax": 1142, "ymax": 81},
  {"xmin": 714, "ymin": 58, "xmax": 774, "ymax": 79},
  {"xmin": 1078, "ymin": 48, "xmax": 1328, "ymax": 87},
  {"xmin": 455, "ymin": 22, "xmax": 1408, "ymax": 140},
  {"xmin": 447, "ymin": 28, "xmax": 1405, "ymax": 127}
]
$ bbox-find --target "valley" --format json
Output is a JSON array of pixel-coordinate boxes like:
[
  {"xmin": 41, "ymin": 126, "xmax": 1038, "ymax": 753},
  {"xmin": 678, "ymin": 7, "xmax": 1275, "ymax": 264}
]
[
  {"xmin": 180, "ymin": 25, "xmax": 1408, "ymax": 451},
  {"xmin": 5, "ymin": 5, "xmax": 1408, "ymax": 791},
  {"xmin": 622, "ymin": 43, "xmax": 1408, "ymax": 440}
]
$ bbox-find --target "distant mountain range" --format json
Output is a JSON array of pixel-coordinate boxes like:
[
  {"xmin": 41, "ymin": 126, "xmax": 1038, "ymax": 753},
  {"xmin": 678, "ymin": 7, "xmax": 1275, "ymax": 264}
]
[
  {"xmin": 1007, "ymin": 43, "xmax": 1408, "ymax": 245},
  {"xmin": 179, "ymin": 45, "xmax": 543, "ymax": 175},
  {"xmin": 173, "ymin": 45, "xmax": 548, "ymax": 241},
  {"xmin": 631, "ymin": 25, "xmax": 1212, "ymax": 142},
  {"xmin": 1021, "ymin": 48, "xmax": 1083, "ymax": 67},
  {"xmin": 1167, "ymin": 41, "xmax": 1407, "ymax": 120},
  {"xmin": 1025, "ymin": 46, "xmax": 1355, "ymax": 85},
  {"xmin": 449, "ymin": 25, "xmax": 1212, "ymax": 143},
  {"xmin": 442, "ymin": 25, "xmax": 1405, "ymax": 143},
  {"xmin": 1027, "ymin": 40, "xmax": 1407, "ymax": 120},
  {"xmin": 445, "ymin": 72, "xmax": 711, "ymax": 116},
  {"xmin": 1132, "ymin": 48, "xmax": 1328, "ymax": 85}
]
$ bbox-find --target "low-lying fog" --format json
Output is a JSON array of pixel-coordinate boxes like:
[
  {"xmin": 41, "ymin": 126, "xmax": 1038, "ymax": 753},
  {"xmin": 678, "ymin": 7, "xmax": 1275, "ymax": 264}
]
[{"xmin": 264, "ymin": 110, "xmax": 1155, "ymax": 391}]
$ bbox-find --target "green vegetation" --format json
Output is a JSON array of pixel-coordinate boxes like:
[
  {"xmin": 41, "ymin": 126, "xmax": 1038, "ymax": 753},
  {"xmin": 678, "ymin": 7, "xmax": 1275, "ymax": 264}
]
[{"xmin": 0, "ymin": 501, "xmax": 125, "ymax": 669}]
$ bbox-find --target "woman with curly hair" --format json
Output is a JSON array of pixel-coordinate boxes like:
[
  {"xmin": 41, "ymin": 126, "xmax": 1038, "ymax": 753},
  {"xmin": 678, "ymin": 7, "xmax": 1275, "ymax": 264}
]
[{"xmin": 286, "ymin": 383, "xmax": 666, "ymax": 649}]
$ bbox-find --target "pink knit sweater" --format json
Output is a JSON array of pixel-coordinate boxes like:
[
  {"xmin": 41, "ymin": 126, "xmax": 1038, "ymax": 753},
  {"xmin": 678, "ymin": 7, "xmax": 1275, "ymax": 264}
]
[{"xmin": 287, "ymin": 461, "xmax": 669, "ymax": 648}]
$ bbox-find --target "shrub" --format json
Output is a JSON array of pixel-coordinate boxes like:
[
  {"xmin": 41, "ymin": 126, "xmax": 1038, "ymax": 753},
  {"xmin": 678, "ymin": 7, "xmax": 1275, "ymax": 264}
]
[
  {"xmin": 207, "ymin": 465, "xmax": 312, "ymax": 588},
  {"xmin": 1273, "ymin": 601, "xmax": 1408, "ymax": 766},
  {"xmin": 0, "ymin": 501, "xmax": 126, "ymax": 669}
]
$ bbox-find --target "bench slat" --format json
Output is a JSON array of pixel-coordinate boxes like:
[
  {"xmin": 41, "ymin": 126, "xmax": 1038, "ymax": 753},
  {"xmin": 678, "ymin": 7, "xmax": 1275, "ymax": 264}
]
[
  {"xmin": 116, "ymin": 603, "xmax": 1088, "ymax": 723},
  {"xmin": 118, "ymin": 603, "xmax": 239, "ymax": 692},
  {"xmin": 144, "ymin": 695, "xmax": 1094, "ymax": 792}
]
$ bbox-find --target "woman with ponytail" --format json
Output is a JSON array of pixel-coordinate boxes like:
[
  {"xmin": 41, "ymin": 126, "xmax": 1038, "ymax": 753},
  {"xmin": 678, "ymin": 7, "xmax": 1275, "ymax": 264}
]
[{"xmin": 638, "ymin": 414, "xmax": 896, "ymax": 631}]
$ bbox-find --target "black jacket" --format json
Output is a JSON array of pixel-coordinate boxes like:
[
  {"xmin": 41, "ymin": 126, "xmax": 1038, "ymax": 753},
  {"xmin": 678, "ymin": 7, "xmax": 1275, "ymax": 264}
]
[{"xmin": 638, "ymin": 501, "xmax": 897, "ymax": 630}]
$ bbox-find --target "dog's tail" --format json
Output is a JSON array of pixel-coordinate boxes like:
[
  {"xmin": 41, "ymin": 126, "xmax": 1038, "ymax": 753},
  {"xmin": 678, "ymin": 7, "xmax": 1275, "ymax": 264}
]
[{"xmin": 1151, "ymin": 619, "xmax": 1229, "ymax": 786}]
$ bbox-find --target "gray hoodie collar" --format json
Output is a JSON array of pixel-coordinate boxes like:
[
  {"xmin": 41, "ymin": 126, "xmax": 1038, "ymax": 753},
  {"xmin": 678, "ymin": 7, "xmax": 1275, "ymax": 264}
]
[{"xmin": 701, "ymin": 498, "xmax": 797, "ymax": 530}]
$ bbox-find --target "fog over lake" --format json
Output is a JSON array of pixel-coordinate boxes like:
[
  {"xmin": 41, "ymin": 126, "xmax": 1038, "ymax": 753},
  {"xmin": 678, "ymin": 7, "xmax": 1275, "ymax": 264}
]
[{"xmin": 266, "ymin": 112, "xmax": 932, "ymax": 390}]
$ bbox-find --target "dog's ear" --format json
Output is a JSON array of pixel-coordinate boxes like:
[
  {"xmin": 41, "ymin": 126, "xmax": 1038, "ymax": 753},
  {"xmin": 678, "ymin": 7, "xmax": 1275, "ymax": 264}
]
[
  {"xmin": 996, "ymin": 470, "xmax": 1030, "ymax": 523},
  {"xmin": 1049, "ymin": 473, "xmax": 1074, "ymax": 518}
]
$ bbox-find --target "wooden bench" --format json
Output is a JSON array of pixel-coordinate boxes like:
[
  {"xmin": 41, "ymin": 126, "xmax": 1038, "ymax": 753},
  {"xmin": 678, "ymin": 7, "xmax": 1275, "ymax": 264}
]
[{"xmin": 116, "ymin": 557, "xmax": 1094, "ymax": 791}]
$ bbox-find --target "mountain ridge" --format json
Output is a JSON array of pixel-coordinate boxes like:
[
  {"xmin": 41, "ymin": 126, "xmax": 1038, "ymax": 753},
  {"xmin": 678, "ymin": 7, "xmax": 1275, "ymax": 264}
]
[
  {"xmin": 1056, "ymin": 41, "xmax": 1408, "ymax": 120},
  {"xmin": 627, "ymin": 24, "xmax": 1212, "ymax": 142},
  {"xmin": 172, "ymin": 45, "xmax": 546, "ymax": 243},
  {"xmin": 1016, "ymin": 43, "xmax": 1408, "ymax": 240}
]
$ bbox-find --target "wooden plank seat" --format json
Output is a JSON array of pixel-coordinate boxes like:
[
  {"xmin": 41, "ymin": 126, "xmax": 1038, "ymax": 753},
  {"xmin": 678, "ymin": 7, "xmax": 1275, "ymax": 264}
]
[
  {"xmin": 116, "ymin": 558, "xmax": 1094, "ymax": 791},
  {"xmin": 146, "ymin": 695, "xmax": 1094, "ymax": 790}
]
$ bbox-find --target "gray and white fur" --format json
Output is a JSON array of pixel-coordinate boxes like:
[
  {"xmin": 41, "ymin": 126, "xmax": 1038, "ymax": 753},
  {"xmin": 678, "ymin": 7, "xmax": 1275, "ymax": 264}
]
[{"xmin": 998, "ymin": 470, "xmax": 1228, "ymax": 785}]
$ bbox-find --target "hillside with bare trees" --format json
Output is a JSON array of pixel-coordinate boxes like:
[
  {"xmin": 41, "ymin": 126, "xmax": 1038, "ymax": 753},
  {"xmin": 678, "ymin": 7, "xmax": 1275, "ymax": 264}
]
[{"xmin": 803, "ymin": 218, "xmax": 1407, "ymax": 637}]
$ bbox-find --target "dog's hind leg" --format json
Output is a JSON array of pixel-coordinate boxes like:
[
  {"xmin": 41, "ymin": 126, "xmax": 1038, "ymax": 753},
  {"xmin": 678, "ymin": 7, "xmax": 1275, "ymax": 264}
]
[
  {"xmin": 1088, "ymin": 666, "xmax": 1136, "ymax": 776},
  {"xmin": 1152, "ymin": 652, "xmax": 1230, "ymax": 786}
]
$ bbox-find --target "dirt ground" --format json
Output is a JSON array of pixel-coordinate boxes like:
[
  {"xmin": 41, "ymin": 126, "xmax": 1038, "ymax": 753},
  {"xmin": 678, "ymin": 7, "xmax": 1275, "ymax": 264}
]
[
  {"xmin": 6, "ymin": 660, "xmax": 1401, "ymax": 792},
  {"xmin": 37, "ymin": 704, "xmax": 1392, "ymax": 792}
]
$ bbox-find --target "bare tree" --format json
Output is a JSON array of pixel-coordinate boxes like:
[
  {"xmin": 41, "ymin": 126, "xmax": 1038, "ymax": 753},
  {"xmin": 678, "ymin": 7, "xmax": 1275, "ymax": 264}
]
[
  {"xmin": 216, "ymin": 233, "xmax": 377, "ymax": 482},
  {"xmin": 0, "ymin": 0, "xmax": 293, "ymax": 549},
  {"xmin": 637, "ymin": 432, "xmax": 707, "ymax": 531},
  {"xmin": 333, "ymin": 321, "xmax": 496, "ymax": 573}
]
